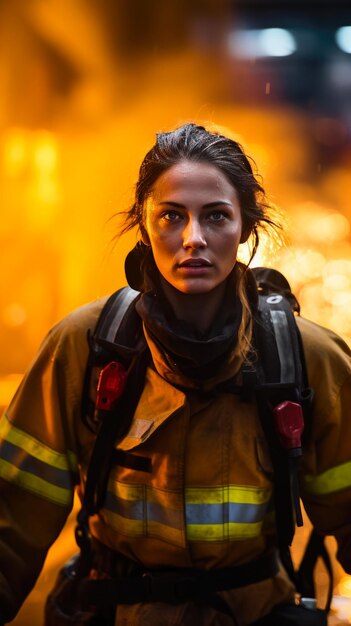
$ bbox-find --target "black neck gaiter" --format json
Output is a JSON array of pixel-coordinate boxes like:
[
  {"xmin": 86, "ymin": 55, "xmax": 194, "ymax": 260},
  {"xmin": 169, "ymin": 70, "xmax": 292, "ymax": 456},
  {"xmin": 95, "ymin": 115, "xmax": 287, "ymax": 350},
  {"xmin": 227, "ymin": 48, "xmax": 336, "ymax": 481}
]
[{"xmin": 135, "ymin": 268, "xmax": 243, "ymax": 381}]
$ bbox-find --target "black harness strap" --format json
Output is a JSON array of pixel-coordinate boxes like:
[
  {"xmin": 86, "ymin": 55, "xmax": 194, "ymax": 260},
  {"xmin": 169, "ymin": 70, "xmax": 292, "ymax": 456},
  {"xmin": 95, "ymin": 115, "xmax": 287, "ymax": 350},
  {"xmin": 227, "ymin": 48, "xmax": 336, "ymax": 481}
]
[
  {"xmin": 80, "ymin": 347, "xmax": 149, "ymax": 519},
  {"xmin": 246, "ymin": 281, "xmax": 329, "ymax": 611},
  {"xmin": 81, "ymin": 287, "xmax": 144, "ymax": 432},
  {"xmin": 96, "ymin": 288, "xmax": 140, "ymax": 343},
  {"xmin": 298, "ymin": 529, "xmax": 334, "ymax": 613},
  {"xmin": 77, "ymin": 551, "xmax": 279, "ymax": 610},
  {"xmin": 76, "ymin": 287, "xmax": 147, "ymax": 560},
  {"xmin": 248, "ymin": 292, "xmax": 307, "ymax": 549}
]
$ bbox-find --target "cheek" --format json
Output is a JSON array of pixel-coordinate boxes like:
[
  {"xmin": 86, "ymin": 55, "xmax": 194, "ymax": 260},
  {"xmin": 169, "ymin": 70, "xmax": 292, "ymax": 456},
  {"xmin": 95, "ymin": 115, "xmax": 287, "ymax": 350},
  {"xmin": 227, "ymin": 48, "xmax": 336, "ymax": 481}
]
[
  {"xmin": 149, "ymin": 226, "xmax": 179, "ymax": 252},
  {"xmin": 149, "ymin": 234, "xmax": 175, "ymax": 273},
  {"xmin": 215, "ymin": 224, "xmax": 242, "ymax": 249}
]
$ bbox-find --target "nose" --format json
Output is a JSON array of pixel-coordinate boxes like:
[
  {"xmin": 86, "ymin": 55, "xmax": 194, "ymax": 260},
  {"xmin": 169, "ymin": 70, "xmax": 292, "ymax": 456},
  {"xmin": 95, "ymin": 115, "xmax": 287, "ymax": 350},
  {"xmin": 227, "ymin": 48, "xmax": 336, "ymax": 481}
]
[{"xmin": 182, "ymin": 218, "xmax": 207, "ymax": 249}]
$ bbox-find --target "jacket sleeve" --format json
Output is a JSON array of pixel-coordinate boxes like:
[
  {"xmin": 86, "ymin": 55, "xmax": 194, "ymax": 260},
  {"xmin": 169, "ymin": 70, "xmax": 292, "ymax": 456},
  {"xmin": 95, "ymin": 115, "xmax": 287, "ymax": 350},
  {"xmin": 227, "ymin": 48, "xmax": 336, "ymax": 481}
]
[
  {"xmin": 298, "ymin": 317, "xmax": 351, "ymax": 574},
  {"xmin": 0, "ymin": 302, "xmax": 97, "ymax": 622}
]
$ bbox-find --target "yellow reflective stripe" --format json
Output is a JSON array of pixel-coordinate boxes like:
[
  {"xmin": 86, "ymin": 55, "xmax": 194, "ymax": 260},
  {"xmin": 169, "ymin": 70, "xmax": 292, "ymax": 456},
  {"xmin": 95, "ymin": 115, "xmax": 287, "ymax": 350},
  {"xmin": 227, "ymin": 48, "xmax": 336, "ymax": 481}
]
[
  {"xmin": 102, "ymin": 510, "xmax": 145, "ymax": 536},
  {"xmin": 105, "ymin": 480, "xmax": 185, "ymax": 545},
  {"xmin": 185, "ymin": 485, "xmax": 270, "ymax": 541},
  {"xmin": 186, "ymin": 485, "xmax": 271, "ymax": 505},
  {"xmin": 102, "ymin": 509, "xmax": 185, "ymax": 546},
  {"xmin": 187, "ymin": 521, "xmax": 263, "ymax": 541},
  {"xmin": 147, "ymin": 520, "xmax": 184, "ymax": 546},
  {"xmin": 303, "ymin": 460, "xmax": 351, "ymax": 495},
  {"xmin": 112, "ymin": 481, "xmax": 145, "ymax": 501},
  {"xmin": 103, "ymin": 480, "xmax": 272, "ymax": 545},
  {"xmin": 0, "ymin": 459, "xmax": 72, "ymax": 506},
  {"xmin": 1, "ymin": 413, "xmax": 77, "ymax": 471}
]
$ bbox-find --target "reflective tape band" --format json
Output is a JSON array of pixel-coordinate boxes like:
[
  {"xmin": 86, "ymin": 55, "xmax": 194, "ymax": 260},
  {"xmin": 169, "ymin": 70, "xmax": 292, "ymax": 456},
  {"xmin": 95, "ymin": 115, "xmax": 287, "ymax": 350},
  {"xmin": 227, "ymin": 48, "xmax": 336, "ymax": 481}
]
[
  {"xmin": 187, "ymin": 521, "xmax": 263, "ymax": 541},
  {"xmin": 270, "ymin": 310, "xmax": 295, "ymax": 383},
  {"xmin": 103, "ymin": 480, "xmax": 184, "ymax": 545},
  {"xmin": 0, "ymin": 459, "xmax": 73, "ymax": 505},
  {"xmin": 186, "ymin": 485, "xmax": 271, "ymax": 506},
  {"xmin": 104, "ymin": 489, "xmax": 182, "ymax": 530},
  {"xmin": 0, "ymin": 413, "xmax": 77, "ymax": 506},
  {"xmin": 102, "ymin": 480, "xmax": 270, "ymax": 545},
  {"xmin": 102, "ymin": 510, "xmax": 145, "ymax": 536},
  {"xmin": 185, "ymin": 485, "xmax": 270, "ymax": 541},
  {"xmin": 302, "ymin": 459, "xmax": 351, "ymax": 495},
  {"xmin": 186, "ymin": 502, "xmax": 268, "ymax": 525},
  {"xmin": 102, "ymin": 509, "xmax": 184, "ymax": 546},
  {"xmin": 0, "ymin": 440, "xmax": 73, "ymax": 489},
  {"xmin": 0, "ymin": 413, "xmax": 77, "ymax": 471}
]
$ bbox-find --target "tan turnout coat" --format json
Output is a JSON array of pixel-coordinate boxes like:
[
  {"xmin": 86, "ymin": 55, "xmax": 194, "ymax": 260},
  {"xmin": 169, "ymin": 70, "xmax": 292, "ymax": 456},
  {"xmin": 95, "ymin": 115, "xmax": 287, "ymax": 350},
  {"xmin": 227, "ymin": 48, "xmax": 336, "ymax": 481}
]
[{"xmin": 0, "ymin": 296, "xmax": 351, "ymax": 625}]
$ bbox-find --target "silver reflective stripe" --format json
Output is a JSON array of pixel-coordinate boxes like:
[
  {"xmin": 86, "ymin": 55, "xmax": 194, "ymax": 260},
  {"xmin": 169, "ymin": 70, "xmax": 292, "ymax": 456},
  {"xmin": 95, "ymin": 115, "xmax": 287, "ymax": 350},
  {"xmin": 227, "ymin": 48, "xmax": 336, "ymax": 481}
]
[
  {"xmin": 186, "ymin": 501, "xmax": 268, "ymax": 525},
  {"xmin": 270, "ymin": 310, "xmax": 295, "ymax": 383},
  {"xmin": 105, "ymin": 288, "xmax": 140, "ymax": 342}
]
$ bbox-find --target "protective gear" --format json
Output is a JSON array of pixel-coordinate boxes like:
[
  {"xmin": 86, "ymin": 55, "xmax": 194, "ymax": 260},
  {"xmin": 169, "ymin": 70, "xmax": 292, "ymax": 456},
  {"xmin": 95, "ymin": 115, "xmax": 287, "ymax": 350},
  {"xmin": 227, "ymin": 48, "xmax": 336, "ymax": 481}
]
[{"xmin": 0, "ymin": 294, "xmax": 350, "ymax": 624}]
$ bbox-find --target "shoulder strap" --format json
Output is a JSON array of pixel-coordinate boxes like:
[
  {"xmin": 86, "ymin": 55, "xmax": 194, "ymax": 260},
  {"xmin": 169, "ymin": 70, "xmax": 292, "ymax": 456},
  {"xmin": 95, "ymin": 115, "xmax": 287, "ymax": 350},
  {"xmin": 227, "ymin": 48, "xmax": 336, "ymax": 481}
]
[
  {"xmin": 76, "ymin": 287, "xmax": 147, "ymax": 561},
  {"xmin": 81, "ymin": 287, "xmax": 144, "ymax": 432},
  {"xmin": 94, "ymin": 286, "xmax": 142, "ymax": 346},
  {"xmin": 248, "ymin": 283, "xmax": 331, "ymax": 611},
  {"xmin": 255, "ymin": 291, "xmax": 305, "ymax": 388},
  {"xmin": 252, "ymin": 292, "xmax": 306, "ymax": 548}
]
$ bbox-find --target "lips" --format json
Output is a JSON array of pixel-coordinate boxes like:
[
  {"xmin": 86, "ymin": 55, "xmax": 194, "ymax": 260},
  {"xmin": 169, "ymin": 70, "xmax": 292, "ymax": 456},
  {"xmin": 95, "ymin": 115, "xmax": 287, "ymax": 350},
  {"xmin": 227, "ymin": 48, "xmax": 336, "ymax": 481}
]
[{"xmin": 178, "ymin": 258, "xmax": 212, "ymax": 268}]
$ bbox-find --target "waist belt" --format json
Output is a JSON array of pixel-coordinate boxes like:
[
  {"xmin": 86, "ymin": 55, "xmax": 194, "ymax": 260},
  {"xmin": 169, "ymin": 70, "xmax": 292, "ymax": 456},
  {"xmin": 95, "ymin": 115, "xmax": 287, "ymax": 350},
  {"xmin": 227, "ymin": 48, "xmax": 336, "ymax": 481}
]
[{"xmin": 78, "ymin": 551, "xmax": 279, "ymax": 609}]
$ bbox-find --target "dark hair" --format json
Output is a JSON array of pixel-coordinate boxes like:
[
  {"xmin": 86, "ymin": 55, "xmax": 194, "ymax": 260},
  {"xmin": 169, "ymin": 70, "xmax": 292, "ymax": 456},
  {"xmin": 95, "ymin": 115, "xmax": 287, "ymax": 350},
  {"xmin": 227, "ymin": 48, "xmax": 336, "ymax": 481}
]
[{"xmin": 121, "ymin": 122, "xmax": 278, "ymax": 259}]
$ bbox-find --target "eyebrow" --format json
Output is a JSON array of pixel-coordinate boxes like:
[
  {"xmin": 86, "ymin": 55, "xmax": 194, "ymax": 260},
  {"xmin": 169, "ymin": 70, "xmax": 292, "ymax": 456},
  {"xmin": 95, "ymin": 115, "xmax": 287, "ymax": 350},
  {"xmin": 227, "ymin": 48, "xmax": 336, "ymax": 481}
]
[{"xmin": 158, "ymin": 201, "xmax": 232, "ymax": 208}]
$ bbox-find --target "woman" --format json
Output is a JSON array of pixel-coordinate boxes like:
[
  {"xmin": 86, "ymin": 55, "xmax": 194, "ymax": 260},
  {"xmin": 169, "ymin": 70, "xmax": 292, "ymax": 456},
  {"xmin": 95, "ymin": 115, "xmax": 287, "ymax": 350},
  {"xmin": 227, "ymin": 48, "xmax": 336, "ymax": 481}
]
[{"xmin": 0, "ymin": 123, "xmax": 350, "ymax": 626}]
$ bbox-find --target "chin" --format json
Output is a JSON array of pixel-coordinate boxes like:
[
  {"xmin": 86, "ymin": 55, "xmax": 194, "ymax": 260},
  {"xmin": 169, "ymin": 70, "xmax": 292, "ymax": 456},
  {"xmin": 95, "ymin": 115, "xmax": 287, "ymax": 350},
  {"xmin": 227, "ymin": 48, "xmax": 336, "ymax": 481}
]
[
  {"xmin": 177, "ymin": 282, "xmax": 217, "ymax": 295},
  {"xmin": 161, "ymin": 275, "xmax": 221, "ymax": 297}
]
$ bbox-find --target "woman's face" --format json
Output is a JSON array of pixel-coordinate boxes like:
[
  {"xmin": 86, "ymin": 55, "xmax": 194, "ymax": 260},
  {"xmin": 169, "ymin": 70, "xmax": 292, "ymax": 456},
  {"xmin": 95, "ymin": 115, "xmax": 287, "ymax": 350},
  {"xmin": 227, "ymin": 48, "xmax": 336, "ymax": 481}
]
[{"xmin": 143, "ymin": 160, "xmax": 243, "ymax": 295}]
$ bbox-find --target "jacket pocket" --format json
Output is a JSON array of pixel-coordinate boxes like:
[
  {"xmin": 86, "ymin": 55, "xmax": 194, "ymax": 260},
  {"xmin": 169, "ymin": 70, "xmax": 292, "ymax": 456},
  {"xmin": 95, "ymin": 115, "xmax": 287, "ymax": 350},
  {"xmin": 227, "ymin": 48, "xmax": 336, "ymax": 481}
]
[{"xmin": 102, "ymin": 479, "xmax": 186, "ymax": 548}]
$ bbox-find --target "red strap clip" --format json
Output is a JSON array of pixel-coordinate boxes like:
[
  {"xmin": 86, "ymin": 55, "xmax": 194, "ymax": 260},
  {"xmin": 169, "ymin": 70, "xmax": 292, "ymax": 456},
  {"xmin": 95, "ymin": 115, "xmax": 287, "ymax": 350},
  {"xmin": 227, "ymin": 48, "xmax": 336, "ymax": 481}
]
[
  {"xmin": 95, "ymin": 362, "xmax": 128, "ymax": 411},
  {"xmin": 273, "ymin": 400, "xmax": 304, "ymax": 450}
]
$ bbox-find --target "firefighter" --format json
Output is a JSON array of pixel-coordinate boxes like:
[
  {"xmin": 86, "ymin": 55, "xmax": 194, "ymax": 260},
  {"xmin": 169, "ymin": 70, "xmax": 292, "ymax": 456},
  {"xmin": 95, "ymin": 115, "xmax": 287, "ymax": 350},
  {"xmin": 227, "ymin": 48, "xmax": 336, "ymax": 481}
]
[{"xmin": 0, "ymin": 123, "xmax": 350, "ymax": 625}]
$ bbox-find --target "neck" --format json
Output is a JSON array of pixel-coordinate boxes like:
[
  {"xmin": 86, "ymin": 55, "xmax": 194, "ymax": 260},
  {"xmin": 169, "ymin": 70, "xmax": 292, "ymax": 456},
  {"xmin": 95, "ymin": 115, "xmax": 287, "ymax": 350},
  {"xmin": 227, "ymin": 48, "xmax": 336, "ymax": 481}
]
[{"xmin": 159, "ymin": 277, "xmax": 228, "ymax": 334}]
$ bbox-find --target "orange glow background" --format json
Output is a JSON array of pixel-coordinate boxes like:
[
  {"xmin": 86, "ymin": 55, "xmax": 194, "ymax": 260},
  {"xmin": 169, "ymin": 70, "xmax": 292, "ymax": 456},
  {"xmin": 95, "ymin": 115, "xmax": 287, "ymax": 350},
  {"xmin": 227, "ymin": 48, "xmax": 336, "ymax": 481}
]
[{"xmin": 1, "ymin": 2, "xmax": 351, "ymax": 624}]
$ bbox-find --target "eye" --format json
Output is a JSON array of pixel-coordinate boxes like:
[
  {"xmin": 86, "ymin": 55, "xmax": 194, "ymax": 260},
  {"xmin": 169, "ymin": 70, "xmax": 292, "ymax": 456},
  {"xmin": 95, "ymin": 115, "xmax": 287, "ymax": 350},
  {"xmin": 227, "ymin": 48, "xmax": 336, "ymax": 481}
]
[
  {"xmin": 208, "ymin": 210, "xmax": 227, "ymax": 222},
  {"xmin": 162, "ymin": 210, "xmax": 182, "ymax": 222}
]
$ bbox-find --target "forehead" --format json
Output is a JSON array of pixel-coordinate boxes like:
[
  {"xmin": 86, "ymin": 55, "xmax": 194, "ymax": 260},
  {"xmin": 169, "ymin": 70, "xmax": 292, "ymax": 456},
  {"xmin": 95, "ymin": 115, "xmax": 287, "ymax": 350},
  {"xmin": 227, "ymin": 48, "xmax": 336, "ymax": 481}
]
[{"xmin": 151, "ymin": 160, "xmax": 238, "ymax": 201}]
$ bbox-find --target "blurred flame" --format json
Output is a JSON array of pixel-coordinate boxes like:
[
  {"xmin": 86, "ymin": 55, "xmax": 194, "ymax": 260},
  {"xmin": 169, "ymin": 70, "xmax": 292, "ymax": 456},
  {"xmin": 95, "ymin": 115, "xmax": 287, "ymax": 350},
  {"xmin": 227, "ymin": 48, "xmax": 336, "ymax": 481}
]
[
  {"xmin": 3, "ymin": 129, "xmax": 27, "ymax": 177},
  {"xmin": 2, "ymin": 303, "xmax": 27, "ymax": 327},
  {"xmin": 339, "ymin": 577, "xmax": 351, "ymax": 598},
  {"xmin": 34, "ymin": 133, "xmax": 58, "ymax": 174},
  {"xmin": 309, "ymin": 213, "xmax": 350, "ymax": 243},
  {"xmin": 331, "ymin": 595, "xmax": 351, "ymax": 624},
  {"xmin": 3, "ymin": 129, "xmax": 60, "ymax": 219}
]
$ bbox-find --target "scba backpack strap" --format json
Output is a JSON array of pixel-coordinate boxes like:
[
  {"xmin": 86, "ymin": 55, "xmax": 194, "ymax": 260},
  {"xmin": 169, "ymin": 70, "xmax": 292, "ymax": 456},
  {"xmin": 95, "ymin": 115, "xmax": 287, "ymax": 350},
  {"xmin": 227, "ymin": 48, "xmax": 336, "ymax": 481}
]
[
  {"xmin": 248, "ymin": 267, "xmax": 332, "ymax": 613},
  {"xmin": 251, "ymin": 269, "xmax": 309, "ymax": 540},
  {"xmin": 81, "ymin": 286, "xmax": 143, "ymax": 433},
  {"xmin": 76, "ymin": 287, "xmax": 147, "ymax": 559}
]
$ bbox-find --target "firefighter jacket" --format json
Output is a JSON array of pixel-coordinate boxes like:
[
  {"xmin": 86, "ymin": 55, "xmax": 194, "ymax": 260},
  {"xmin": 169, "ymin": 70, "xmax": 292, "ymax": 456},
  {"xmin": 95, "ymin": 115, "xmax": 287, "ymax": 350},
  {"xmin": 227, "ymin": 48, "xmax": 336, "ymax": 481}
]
[{"xmin": 0, "ymin": 295, "xmax": 350, "ymax": 625}]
